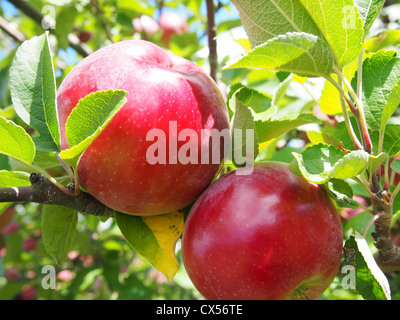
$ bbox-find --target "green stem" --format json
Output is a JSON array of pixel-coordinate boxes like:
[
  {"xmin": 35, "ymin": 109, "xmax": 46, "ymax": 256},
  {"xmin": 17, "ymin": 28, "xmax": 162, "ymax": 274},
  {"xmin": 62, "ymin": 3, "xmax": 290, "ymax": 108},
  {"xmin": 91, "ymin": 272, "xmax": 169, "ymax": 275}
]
[
  {"xmin": 353, "ymin": 175, "xmax": 375, "ymax": 199},
  {"xmin": 333, "ymin": 65, "xmax": 373, "ymax": 153},
  {"xmin": 356, "ymin": 47, "xmax": 364, "ymax": 101},
  {"xmin": 327, "ymin": 76, "xmax": 363, "ymax": 150}
]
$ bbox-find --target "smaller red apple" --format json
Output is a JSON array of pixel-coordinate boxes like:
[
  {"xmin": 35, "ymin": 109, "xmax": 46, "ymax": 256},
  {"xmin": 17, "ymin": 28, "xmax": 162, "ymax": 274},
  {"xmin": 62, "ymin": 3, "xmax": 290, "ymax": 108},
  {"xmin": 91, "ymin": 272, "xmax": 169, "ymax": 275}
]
[
  {"xmin": 2, "ymin": 221, "xmax": 19, "ymax": 235},
  {"xmin": 23, "ymin": 237, "xmax": 38, "ymax": 251},
  {"xmin": 5, "ymin": 266, "xmax": 21, "ymax": 281},
  {"xmin": 78, "ymin": 31, "xmax": 92, "ymax": 43},
  {"xmin": 17, "ymin": 285, "xmax": 37, "ymax": 300},
  {"xmin": 0, "ymin": 207, "xmax": 16, "ymax": 233},
  {"xmin": 68, "ymin": 250, "xmax": 80, "ymax": 261},
  {"xmin": 132, "ymin": 15, "xmax": 160, "ymax": 35},
  {"xmin": 57, "ymin": 270, "xmax": 74, "ymax": 282},
  {"xmin": 159, "ymin": 11, "xmax": 188, "ymax": 46}
]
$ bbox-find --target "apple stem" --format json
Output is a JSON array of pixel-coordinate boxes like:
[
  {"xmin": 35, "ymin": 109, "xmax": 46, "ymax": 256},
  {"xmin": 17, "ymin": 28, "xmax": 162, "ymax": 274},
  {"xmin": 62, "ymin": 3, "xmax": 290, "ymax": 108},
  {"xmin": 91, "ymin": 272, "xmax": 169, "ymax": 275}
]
[{"xmin": 0, "ymin": 173, "xmax": 114, "ymax": 218}]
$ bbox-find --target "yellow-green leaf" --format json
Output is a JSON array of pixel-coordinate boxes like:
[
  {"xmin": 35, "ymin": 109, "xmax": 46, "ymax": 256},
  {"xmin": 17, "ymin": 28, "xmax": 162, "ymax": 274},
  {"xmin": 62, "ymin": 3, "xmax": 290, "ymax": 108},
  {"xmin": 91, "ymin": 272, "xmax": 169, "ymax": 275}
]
[
  {"xmin": 0, "ymin": 115, "xmax": 35, "ymax": 164},
  {"xmin": 114, "ymin": 211, "xmax": 184, "ymax": 281}
]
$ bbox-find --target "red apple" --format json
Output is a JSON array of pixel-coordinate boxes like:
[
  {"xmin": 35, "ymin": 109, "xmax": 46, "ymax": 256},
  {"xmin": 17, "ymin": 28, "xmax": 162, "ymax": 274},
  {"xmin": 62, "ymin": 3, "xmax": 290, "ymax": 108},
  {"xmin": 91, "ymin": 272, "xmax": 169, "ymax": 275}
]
[
  {"xmin": 17, "ymin": 285, "xmax": 37, "ymax": 300},
  {"xmin": 0, "ymin": 207, "xmax": 16, "ymax": 233},
  {"xmin": 57, "ymin": 270, "xmax": 74, "ymax": 282},
  {"xmin": 182, "ymin": 162, "xmax": 343, "ymax": 300},
  {"xmin": 2, "ymin": 220, "xmax": 19, "ymax": 235},
  {"xmin": 5, "ymin": 266, "xmax": 21, "ymax": 281},
  {"xmin": 77, "ymin": 31, "xmax": 92, "ymax": 43},
  {"xmin": 158, "ymin": 12, "xmax": 189, "ymax": 46},
  {"xmin": 57, "ymin": 40, "xmax": 229, "ymax": 216},
  {"xmin": 23, "ymin": 237, "xmax": 38, "ymax": 251},
  {"xmin": 132, "ymin": 15, "xmax": 160, "ymax": 35}
]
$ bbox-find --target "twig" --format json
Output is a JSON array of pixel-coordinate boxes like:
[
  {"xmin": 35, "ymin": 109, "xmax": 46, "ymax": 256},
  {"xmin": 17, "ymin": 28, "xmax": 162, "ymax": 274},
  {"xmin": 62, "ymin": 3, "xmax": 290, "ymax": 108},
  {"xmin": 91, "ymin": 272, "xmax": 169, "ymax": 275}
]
[
  {"xmin": 0, "ymin": 16, "xmax": 26, "ymax": 42},
  {"xmin": 205, "ymin": 0, "xmax": 218, "ymax": 82},
  {"xmin": 363, "ymin": 212, "xmax": 381, "ymax": 238},
  {"xmin": 0, "ymin": 173, "xmax": 113, "ymax": 217},
  {"xmin": 158, "ymin": 0, "xmax": 164, "ymax": 16},
  {"xmin": 6, "ymin": 0, "xmax": 92, "ymax": 57},
  {"xmin": 89, "ymin": 0, "xmax": 113, "ymax": 43},
  {"xmin": 370, "ymin": 192, "xmax": 400, "ymax": 271}
]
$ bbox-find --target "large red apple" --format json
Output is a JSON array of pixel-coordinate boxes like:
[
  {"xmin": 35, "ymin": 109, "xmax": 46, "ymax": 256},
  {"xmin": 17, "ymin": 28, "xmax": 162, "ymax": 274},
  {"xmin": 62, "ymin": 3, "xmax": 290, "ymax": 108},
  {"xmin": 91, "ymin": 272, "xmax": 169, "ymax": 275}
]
[
  {"xmin": 182, "ymin": 162, "xmax": 343, "ymax": 300},
  {"xmin": 158, "ymin": 12, "xmax": 189, "ymax": 46},
  {"xmin": 57, "ymin": 40, "xmax": 229, "ymax": 215}
]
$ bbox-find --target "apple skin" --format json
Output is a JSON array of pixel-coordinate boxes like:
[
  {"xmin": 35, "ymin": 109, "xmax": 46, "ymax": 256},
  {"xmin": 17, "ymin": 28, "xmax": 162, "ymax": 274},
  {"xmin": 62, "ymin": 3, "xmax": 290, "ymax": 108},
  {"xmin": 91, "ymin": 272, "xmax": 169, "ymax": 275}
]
[
  {"xmin": 57, "ymin": 40, "xmax": 229, "ymax": 216},
  {"xmin": 182, "ymin": 162, "xmax": 343, "ymax": 300},
  {"xmin": 159, "ymin": 12, "xmax": 189, "ymax": 46}
]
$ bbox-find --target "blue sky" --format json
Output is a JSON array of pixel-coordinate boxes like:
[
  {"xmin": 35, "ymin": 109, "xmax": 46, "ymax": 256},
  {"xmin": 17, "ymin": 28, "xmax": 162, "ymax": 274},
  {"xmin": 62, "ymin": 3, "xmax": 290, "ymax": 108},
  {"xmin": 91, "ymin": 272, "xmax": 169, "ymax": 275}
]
[{"xmin": 1, "ymin": 0, "xmax": 18, "ymax": 16}]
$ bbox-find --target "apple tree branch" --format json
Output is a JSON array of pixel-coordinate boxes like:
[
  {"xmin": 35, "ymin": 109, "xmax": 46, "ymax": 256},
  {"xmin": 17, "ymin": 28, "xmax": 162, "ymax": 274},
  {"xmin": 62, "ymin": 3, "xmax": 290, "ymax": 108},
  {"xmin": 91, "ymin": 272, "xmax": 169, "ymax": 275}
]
[{"xmin": 0, "ymin": 173, "xmax": 114, "ymax": 218}]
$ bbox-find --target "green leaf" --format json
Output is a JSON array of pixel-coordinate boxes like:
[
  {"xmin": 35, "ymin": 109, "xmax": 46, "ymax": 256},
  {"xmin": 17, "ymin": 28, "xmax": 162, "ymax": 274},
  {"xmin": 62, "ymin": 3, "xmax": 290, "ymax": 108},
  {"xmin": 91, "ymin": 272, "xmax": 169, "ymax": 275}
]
[
  {"xmin": 9, "ymin": 33, "xmax": 60, "ymax": 152},
  {"xmin": 368, "ymin": 152, "xmax": 387, "ymax": 175},
  {"xmin": 343, "ymin": 233, "xmax": 391, "ymax": 300},
  {"xmin": 355, "ymin": 49, "xmax": 400, "ymax": 131},
  {"xmin": 59, "ymin": 89, "xmax": 128, "ymax": 167},
  {"xmin": 0, "ymin": 170, "xmax": 30, "ymax": 187},
  {"xmin": 326, "ymin": 178, "xmax": 359, "ymax": 208},
  {"xmin": 231, "ymin": 87, "xmax": 260, "ymax": 163},
  {"xmin": 229, "ymin": 85, "xmax": 273, "ymax": 121},
  {"xmin": 381, "ymin": 80, "xmax": 400, "ymax": 131},
  {"xmin": 293, "ymin": 143, "xmax": 369, "ymax": 183},
  {"xmin": 271, "ymin": 73, "xmax": 293, "ymax": 113},
  {"xmin": 231, "ymin": 0, "xmax": 324, "ymax": 48},
  {"xmin": 365, "ymin": 30, "xmax": 400, "ymax": 53},
  {"xmin": 0, "ymin": 170, "xmax": 31, "ymax": 214},
  {"xmin": 354, "ymin": 0, "xmax": 385, "ymax": 36},
  {"xmin": 0, "ymin": 115, "xmax": 35, "ymax": 164},
  {"xmin": 225, "ymin": 32, "xmax": 335, "ymax": 78},
  {"xmin": 391, "ymin": 159, "xmax": 400, "ymax": 175},
  {"xmin": 114, "ymin": 211, "xmax": 184, "ymax": 281},
  {"xmin": 231, "ymin": 0, "xmax": 363, "ymax": 68},
  {"xmin": 371, "ymin": 124, "xmax": 400, "ymax": 158},
  {"xmin": 41, "ymin": 205, "xmax": 78, "ymax": 265},
  {"xmin": 299, "ymin": 0, "xmax": 364, "ymax": 67},
  {"xmin": 255, "ymin": 113, "xmax": 321, "ymax": 144}
]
